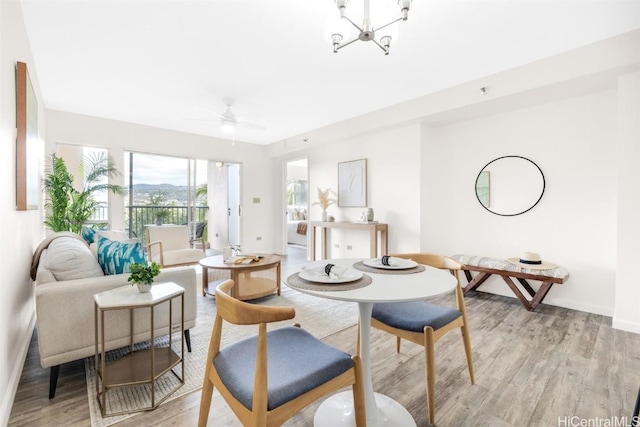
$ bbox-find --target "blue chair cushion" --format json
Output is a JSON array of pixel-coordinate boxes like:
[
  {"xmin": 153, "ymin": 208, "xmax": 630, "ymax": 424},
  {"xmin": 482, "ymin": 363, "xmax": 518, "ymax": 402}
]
[
  {"xmin": 372, "ymin": 301, "xmax": 462, "ymax": 332},
  {"xmin": 214, "ymin": 326, "xmax": 354, "ymax": 411}
]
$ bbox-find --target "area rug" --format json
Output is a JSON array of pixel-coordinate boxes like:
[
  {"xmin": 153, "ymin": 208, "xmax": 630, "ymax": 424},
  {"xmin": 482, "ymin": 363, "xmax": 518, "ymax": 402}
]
[{"xmin": 85, "ymin": 283, "xmax": 358, "ymax": 427}]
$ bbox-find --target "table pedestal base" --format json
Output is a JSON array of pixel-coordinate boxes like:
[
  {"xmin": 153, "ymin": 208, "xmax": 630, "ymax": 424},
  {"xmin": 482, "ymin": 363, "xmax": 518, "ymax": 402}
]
[{"xmin": 314, "ymin": 390, "xmax": 416, "ymax": 427}]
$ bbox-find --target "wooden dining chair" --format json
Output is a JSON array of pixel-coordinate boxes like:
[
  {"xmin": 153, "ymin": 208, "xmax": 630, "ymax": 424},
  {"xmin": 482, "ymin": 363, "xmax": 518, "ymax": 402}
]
[
  {"xmin": 365, "ymin": 253, "xmax": 475, "ymax": 425},
  {"xmin": 198, "ymin": 280, "xmax": 366, "ymax": 427}
]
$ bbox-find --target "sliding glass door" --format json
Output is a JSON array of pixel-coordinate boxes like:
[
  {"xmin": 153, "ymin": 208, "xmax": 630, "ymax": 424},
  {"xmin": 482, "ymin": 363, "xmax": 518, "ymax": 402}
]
[{"xmin": 124, "ymin": 152, "xmax": 208, "ymax": 241}]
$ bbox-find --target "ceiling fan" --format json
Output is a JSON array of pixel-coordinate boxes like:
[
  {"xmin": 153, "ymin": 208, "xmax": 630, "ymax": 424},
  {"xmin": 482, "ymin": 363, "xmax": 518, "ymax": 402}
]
[{"xmin": 206, "ymin": 98, "xmax": 265, "ymax": 133}]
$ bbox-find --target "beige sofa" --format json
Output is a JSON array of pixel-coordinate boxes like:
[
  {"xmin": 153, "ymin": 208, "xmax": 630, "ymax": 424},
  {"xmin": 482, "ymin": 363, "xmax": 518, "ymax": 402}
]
[{"xmin": 31, "ymin": 232, "xmax": 198, "ymax": 398}]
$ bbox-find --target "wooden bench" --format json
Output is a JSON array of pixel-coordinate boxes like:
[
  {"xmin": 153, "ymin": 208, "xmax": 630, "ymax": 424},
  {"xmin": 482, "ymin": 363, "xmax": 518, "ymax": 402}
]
[{"xmin": 450, "ymin": 255, "xmax": 570, "ymax": 312}]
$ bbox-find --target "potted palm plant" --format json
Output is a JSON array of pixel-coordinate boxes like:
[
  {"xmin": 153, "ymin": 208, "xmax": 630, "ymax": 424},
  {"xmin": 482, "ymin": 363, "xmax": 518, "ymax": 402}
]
[
  {"xmin": 43, "ymin": 152, "xmax": 123, "ymax": 233},
  {"xmin": 127, "ymin": 261, "xmax": 161, "ymax": 293}
]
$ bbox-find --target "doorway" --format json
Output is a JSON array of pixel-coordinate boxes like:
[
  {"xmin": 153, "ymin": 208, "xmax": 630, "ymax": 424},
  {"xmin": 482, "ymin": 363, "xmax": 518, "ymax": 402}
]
[
  {"xmin": 208, "ymin": 161, "xmax": 241, "ymax": 251},
  {"xmin": 285, "ymin": 158, "xmax": 309, "ymax": 257}
]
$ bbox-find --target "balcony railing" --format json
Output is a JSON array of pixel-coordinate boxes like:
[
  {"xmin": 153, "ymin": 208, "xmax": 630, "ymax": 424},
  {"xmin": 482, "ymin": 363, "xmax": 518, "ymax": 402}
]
[
  {"xmin": 126, "ymin": 205, "xmax": 209, "ymax": 239},
  {"xmin": 88, "ymin": 205, "xmax": 209, "ymax": 240},
  {"xmin": 89, "ymin": 206, "xmax": 108, "ymax": 222}
]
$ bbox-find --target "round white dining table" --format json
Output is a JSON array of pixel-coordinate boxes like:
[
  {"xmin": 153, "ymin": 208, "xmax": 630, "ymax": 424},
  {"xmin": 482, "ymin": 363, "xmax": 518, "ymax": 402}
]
[{"xmin": 284, "ymin": 258, "xmax": 458, "ymax": 427}]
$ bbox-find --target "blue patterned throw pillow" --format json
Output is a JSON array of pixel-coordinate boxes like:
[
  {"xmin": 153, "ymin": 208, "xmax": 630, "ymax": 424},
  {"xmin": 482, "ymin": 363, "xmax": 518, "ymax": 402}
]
[
  {"xmin": 97, "ymin": 237, "xmax": 146, "ymax": 275},
  {"xmin": 81, "ymin": 225, "xmax": 98, "ymax": 244}
]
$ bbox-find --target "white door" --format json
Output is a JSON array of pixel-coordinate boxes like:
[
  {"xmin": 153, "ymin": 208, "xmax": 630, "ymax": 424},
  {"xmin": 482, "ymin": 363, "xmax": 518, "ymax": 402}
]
[{"xmin": 227, "ymin": 163, "xmax": 241, "ymax": 247}]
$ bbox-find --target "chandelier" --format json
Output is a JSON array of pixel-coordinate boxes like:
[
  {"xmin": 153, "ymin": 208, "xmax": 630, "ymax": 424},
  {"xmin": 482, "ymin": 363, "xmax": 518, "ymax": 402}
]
[{"xmin": 330, "ymin": 0, "xmax": 412, "ymax": 55}]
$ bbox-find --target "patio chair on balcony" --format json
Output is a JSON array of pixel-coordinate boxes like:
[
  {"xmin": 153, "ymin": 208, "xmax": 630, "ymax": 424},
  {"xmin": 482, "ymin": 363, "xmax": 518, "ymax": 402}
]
[
  {"xmin": 146, "ymin": 225, "xmax": 206, "ymax": 268},
  {"xmin": 187, "ymin": 221, "xmax": 210, "ymax": 250}
]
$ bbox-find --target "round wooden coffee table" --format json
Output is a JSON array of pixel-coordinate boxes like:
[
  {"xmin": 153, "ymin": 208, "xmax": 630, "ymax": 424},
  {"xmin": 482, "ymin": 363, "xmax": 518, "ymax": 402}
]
[{"xmin": 200, "ymin": 254, "xmax": 281, "ymax": 300}]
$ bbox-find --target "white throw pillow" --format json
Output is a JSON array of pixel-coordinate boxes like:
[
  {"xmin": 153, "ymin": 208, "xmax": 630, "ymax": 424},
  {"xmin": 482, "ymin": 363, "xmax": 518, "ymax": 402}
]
[
  {"xmin": 44, "ymin": 237, "xmax": 105, "ymax": 281},
  {"xmin": 95, "ymin": 230, "xmax": 130, "ymax": 241},
  {"xmin": 91, "ymin": 230, "xmax": 131, "ymax": 257}
]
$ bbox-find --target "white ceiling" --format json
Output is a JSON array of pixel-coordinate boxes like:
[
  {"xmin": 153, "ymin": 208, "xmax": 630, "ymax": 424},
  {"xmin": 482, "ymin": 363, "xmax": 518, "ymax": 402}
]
[{"xmin": 20, "ymin": 0, "xmax": 640, "ymax": 145}]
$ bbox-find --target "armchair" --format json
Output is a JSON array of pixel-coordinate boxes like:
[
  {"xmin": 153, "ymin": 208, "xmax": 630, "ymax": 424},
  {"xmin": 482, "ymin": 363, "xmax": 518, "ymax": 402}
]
[{"xmin": 146, "ymin": 225, "xmax": 206, "ymax": 268}]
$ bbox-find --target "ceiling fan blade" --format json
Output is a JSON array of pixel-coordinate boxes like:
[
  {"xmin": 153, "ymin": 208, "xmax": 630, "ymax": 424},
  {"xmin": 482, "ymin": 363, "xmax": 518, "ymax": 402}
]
[
  {"xmin": 183, "ymin": 117, "xmax": 215, "ymax": 121},
  {"xmin": 210, "ymin": 111, "xmax": 227, "ymax": 120},
  {"xmin": 238, "ymin": 121, "xmax": 266, "ymax": 131},
  {"xmin": 194, "ymin": 105, "xmax": 227, "ymax": 119},
  {"xmin": 188, "ymin": 99, "xmax": 265, "ymax": 132}
]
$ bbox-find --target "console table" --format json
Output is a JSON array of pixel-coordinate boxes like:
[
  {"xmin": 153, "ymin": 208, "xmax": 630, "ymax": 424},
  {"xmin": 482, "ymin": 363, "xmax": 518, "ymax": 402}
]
[{"xmin": 309, "ymin": 221, "xmax": 388, "ymax": 260}]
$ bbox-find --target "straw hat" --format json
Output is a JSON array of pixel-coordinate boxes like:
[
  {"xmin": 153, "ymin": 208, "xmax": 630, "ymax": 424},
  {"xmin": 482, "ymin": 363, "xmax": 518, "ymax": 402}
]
[{"xmin": 507, "ymin": 252, "xmax": 557, "ymax": 270}]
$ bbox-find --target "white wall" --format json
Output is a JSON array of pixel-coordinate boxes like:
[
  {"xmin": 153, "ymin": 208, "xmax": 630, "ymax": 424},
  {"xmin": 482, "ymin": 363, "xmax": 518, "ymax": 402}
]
[
  {"xmin": 614, "ymin": 71, "xmax": 640, "ymax": 332},
  {"xmin": 274, "ymin": 89, "xmax": 619, "ymax": 317},
  {"xmin": 278, "ymin": 125, "xmax": 422, "ymax": 258},
  {"xmin": 267, "ymin": 30, "xmax": 639, "ymax": 327},
  {"xmin": 44, "ymin": 110, "xmax": 279, "ymax": 254},
  {"xmin": 0, "ymin": 1, "xmax": 46, "ymax": 424},
  {"xmin": 422, "ymin": 90, "xmax": 618, "ymax": 316}
]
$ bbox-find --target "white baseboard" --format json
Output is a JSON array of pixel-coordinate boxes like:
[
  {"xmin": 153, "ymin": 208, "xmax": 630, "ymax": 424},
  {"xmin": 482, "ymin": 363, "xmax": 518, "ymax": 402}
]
[
  {"xmin": 545, "ymin": 297, "xmax": 614, "ymax": 317},
  {"xmin": 612, "ymin": 318, "xmax": 640, "ymax": 334},
  {"xmin": 0, "ymin": 311, "xmax": 36, "ymax": 427},
  {"xmin": 472, "ymin": 284, "xmax": 614, "ymax": 317}
]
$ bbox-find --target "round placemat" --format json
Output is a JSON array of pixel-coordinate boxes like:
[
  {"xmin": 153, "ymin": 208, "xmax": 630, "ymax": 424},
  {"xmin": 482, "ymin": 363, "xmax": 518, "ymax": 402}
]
[
  {"xmin": 286, "ymin": 272, "xmax": 372, "ymax": 291},
  {"xmin": 352, "ymin": 261, "xmax": 426, "ymax": 275}
]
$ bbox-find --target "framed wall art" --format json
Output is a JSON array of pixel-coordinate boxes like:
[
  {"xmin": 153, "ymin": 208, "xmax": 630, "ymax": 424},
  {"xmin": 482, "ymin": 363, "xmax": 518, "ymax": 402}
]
[
  {"xmin": 338, "ymin": 158, "xmax": 367, "ymax": 207},
  {"xmin": 16, "ymin": 61, "xmax": 40, "ymax": 211}
]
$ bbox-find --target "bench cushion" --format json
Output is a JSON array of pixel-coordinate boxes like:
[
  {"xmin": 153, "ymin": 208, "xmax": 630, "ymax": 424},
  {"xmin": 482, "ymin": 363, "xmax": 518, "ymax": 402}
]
[{"xmin": 451, "ymin": 254, "xmax": 569, "ymax": 280}]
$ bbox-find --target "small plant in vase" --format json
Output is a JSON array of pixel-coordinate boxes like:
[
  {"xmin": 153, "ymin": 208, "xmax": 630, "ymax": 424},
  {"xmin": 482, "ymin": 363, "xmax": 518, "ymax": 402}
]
[
  {"xmin": 313, "ymin": 187, "xmax": 337, "ymax": 222},
  {"xmin": 154, "ymin": 208, "xmax": 170, "ymax": 226},
  {"xmin": 128, "ymin": 261, "xmax": 161, "ymax": 293}
]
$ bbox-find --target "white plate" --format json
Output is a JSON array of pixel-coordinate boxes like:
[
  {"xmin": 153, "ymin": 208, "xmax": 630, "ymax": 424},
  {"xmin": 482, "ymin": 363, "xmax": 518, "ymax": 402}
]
[
  {"xmin": 298, "ymin": 267, "xmax": 363, "ymax": 284},
  {"xmin": 363, "ymin": 257, "xmax": 418, "ymax": 270}
]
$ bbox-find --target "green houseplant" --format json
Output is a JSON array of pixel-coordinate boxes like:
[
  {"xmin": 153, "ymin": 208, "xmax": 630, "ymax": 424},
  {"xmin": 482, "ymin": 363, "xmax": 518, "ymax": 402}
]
[
  {"xmin": 127, "ymin": 261, "xmax": 161, "ymax": 293},
  {"xmin": 154, "ymin": 208, "xmax": 171, "ymax": 225},
  {"xmin": 43, "ymin": 152, "xmax": 123, "ymax": 233},
  {"xmin": 148, "ymin": 191, "xmax": 171, "ymax": 225}
]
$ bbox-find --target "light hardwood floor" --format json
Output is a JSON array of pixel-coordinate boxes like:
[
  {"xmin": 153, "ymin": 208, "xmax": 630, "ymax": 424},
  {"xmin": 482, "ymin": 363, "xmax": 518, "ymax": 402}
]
[{"xmin": 9, "ymin": 247, "xmax": 640, "ymax": 426}]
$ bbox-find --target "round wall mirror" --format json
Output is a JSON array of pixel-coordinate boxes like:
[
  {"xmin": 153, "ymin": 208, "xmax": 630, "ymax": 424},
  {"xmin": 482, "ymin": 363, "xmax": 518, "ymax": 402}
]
[{"xmin": 474, "ymin": 155, "xmax": 545, "ymax": 216}]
